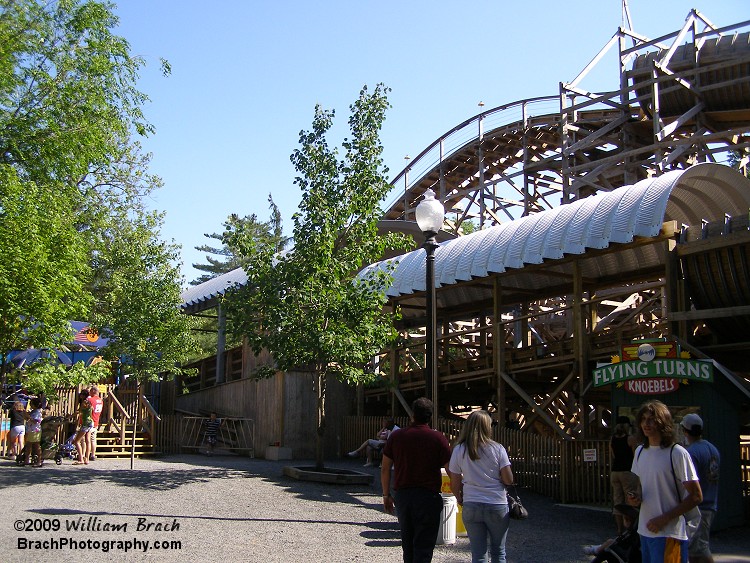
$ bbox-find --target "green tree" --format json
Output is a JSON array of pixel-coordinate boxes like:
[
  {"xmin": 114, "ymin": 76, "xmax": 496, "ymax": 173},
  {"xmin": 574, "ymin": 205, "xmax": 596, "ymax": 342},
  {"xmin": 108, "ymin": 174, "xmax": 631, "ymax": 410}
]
[
  {"xmin": 91, "ymin": 206, "xmax": 196, "ymax": 382},
  {"xmin": 0, "ymin": 167, "xmax": 90, "ymax": 365},
  {"xmin": 188, "ymin": 197, "xmax": 288, "ymax": 360},
  {"xmin": 0, "ymin": 1, "xmax": 193, "ymax": 396},
  {"xmin": 224, "ymin": 84, "xmax": 410, "ymax": 469},
  {"xmin": 191, "ymin": 195, "xmax": 287, "ymax": 285}
]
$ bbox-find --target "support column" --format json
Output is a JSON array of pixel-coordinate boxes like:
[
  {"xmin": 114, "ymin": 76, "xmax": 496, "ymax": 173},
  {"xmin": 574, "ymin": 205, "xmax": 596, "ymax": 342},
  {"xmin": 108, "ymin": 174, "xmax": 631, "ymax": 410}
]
[
  {"xmin": 664, "ymin": 239, "xmax": 684, "ymax": 340},
  {"xmin": 493, "ymin": 277, "xmax": 506, "ymax": 427},
  {"xmin": 573, "ymin": 261, "xmax": 589, "ymax": 437},
  {"xmin": 216, "ymin": 302, "xmax": 226, "ymax": 384}
]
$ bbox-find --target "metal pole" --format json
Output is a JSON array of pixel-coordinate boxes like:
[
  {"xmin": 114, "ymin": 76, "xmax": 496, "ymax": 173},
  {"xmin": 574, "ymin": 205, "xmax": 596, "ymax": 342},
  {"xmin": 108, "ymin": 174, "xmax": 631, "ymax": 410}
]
[{"xmin": 424, "ymin": 234, "xmax": 439, "ymax": 428}]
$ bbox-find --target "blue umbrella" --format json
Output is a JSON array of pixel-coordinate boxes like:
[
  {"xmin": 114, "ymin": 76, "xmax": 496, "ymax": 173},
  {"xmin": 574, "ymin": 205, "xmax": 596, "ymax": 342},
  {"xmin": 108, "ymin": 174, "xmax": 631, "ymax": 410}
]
[{"xmin": 10, "ymin": 348, "xmax": 73, "ymax": 369}]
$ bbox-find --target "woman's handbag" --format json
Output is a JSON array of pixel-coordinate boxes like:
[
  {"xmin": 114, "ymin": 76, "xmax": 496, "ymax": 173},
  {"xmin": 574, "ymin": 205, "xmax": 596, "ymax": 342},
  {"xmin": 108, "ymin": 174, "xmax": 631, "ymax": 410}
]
[{"xmin": 507, "ymin": 485, "xmax": 528, "ymax": 520}]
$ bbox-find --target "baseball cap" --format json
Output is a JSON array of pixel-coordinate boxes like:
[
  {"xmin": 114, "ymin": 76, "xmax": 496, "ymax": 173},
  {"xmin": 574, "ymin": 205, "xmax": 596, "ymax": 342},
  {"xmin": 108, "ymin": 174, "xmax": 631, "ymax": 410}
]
[{"xmin": 680, "ymin": 413, "xmax": 703, "ymax": 435}]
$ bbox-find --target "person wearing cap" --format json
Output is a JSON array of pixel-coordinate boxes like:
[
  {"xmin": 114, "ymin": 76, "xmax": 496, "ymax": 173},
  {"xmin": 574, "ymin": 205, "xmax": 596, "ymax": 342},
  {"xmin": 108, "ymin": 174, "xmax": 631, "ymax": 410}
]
[
  {"xmin": 628, "ymin": 400, "xmax": 702, "ymax": 563},
  {"xmin": 680, "ymin": 413, "xmax": 720, "ymax": 563},
  {"xmin": 611, "ymin": 415, "xmax": 639, "ymax": 534}
]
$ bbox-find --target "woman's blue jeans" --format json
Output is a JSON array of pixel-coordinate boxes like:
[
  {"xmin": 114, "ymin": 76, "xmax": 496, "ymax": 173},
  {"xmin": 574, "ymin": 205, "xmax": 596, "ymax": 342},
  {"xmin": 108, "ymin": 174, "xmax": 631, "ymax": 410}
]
[{"xmin": 461, "ymin": 502, "xmax": 510, "ymax": 563}]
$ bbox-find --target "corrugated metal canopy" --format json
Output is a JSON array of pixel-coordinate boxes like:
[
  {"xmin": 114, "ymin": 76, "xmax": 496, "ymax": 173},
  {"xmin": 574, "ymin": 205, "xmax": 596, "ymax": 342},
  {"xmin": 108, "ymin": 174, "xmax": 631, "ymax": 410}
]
[
  {"xmin": 362, "ymin": 163, "xmax": 750, "ymax": 317},
  {"xmin": 179, "ymin": 224, "xmax": 453, "ymax": 315},
  {"xmin": 180, "ymin": 267, "xmax": 247, "ymax": 314}
]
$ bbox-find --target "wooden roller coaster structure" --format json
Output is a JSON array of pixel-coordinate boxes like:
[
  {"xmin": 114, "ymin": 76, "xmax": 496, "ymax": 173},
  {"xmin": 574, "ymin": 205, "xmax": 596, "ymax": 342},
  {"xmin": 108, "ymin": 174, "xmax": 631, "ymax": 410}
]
[{"xmin": 365, "ymin": 10, "xmax": 750, "ymax": 438}]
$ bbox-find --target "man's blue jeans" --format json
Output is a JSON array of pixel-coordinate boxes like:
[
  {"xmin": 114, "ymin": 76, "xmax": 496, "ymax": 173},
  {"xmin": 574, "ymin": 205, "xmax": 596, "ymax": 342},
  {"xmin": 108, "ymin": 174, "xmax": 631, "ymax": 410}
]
[
  {"xmin": 461, "ymin": 502, "xmax": 510, "ymax": 563},
  {"xmin": 393, "ymin": 488, "xmax": 443, "ymax": 563}
]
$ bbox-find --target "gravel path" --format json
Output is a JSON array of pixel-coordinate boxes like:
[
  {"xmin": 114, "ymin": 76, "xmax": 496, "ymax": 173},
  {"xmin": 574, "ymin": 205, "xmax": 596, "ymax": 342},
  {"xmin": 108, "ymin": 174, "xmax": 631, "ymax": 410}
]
[{"xmin": 1, "ymin": 454, "xmax": 747, "ymax": 562}]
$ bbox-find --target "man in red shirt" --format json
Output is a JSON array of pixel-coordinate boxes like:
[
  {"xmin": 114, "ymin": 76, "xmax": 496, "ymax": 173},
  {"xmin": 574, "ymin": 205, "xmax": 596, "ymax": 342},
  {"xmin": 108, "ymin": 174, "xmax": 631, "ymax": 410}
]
[
  {"xmin": 381, "ymin": 397, "xmax": 451, "ymax": 563},
  {"xmin": 87, "ymin": 386, "xmax": 104, "ymax": 461}
]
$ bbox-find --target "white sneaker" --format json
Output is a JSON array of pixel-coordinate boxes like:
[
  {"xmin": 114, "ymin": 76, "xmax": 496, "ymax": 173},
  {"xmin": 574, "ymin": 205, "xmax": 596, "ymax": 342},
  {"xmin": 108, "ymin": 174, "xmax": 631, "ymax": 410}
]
[
  {"xmin": 363, "ymin": 462, "xmax": 373, "ymax": 467},
  {"xmin": 347, "ymin": 451, "xmax": 358, "ymax": 457},
  {"xmin": 582, "ymin": 545, "xmax": 599, "ymax": 555}
]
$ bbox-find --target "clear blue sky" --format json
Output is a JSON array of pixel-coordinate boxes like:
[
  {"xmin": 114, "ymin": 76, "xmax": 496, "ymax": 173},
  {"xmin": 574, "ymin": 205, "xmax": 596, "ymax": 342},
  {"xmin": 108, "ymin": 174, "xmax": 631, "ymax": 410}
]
[{"xmin": 113, "ymin": 1, "xmax": 745, "ymax": 286}]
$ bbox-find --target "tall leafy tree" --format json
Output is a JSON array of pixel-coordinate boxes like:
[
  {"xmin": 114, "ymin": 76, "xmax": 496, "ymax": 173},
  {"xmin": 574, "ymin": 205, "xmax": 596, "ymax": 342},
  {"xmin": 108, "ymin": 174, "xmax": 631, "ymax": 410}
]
[
  {"xmin": 0, "ymin": 166, "xmax": 90, "ymax": 376},
  {"xmin": 0, "ymin": 1, "xmax": 193, "ymax": 393},
  {"xmin": 224, "ymin": 84, "xmax": 410, "ymax": 469},
  {"xmin": 92, "ymin": 206, "xmax": 196, "ymax": 382}
]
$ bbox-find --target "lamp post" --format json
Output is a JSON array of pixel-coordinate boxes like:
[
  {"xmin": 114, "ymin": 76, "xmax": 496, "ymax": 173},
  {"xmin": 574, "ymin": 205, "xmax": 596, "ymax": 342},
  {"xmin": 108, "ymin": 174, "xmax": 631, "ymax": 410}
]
[{"xmin": 415, "ymin": 188, "xmax": 445, "ymax": 428}]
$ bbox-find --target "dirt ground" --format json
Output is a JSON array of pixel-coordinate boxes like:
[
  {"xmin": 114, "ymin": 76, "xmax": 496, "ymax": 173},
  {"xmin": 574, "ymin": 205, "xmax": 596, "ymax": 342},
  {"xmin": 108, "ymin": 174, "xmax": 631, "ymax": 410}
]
[{"xmin": 0, "ymin": 454, "xmax": 747, "ymax": 562}]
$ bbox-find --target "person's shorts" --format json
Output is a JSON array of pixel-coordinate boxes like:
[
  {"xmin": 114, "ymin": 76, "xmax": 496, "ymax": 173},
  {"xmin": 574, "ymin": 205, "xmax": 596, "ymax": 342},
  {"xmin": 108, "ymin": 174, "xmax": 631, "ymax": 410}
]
[
  {"xmin": 688, "ymin": 509, "xmax": 715, "ymax": 557},
  {"xmin": 207, "ymin": 436, "xmax": 217, "ymax": 445},
  {"xmin": 10, "ymin": 425, "xmax": 25, "ymax": 439},
  {"xmin": 641, "ymin": 536, "xmax": 688, "ymax": 563},
  {"xmin": 610, "ymin": 470, "xmax": 638, "ymax": 511},
  {"xmin": 78, "ymin": 424, "xmax": 94, "ymax": 434},
  {"xmin": 26, "ymin": 431, "xmax": 41, "ymax": 444}
]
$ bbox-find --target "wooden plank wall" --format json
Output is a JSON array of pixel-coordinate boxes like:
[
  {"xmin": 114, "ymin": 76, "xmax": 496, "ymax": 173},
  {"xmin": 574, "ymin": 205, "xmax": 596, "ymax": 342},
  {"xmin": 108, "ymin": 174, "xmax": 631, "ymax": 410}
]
[
  {"xmin": 172, "ymin": 371, "xmax": 355, "ymax": 459},
  {"xmin": 152, "ymin": 413, "xmax": 184, "ymax": 455}
]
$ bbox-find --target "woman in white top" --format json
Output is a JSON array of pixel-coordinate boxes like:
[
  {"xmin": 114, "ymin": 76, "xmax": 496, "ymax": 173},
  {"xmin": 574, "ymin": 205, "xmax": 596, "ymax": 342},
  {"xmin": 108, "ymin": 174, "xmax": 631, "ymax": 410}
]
[{"xmin": 449, "ymin": 410, "xmax": 514, "ymax": 563}]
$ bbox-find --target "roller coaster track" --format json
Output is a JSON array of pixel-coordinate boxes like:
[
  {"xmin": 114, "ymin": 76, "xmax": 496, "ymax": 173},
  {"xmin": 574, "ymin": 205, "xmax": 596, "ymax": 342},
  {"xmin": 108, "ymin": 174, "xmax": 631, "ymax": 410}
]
[{"xmin": 384, "ymin": 12, "xmax": 750, "ymax": 234}]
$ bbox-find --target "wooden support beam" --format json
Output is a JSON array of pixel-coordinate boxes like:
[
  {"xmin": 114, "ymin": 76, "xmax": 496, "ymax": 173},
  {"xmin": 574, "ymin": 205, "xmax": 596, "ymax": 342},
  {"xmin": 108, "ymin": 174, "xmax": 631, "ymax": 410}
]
[
  {"xmin": 668, "ymin": 305, "xmax": 750, "ymax": 321},
  {"xmin": 674, "ymin": 336, "xmax": 750, "ymax": 400},
  {"xmin": 573, "ymin": 261, "xmax": 589, "ymax": 438},
  {"xmin": 523, "ymin": 366, "xmax": 577, "ymax": 428},
  {"xmin": 494, "ymin": 277, "xmax": 506, "ymax": 427},
  {"xmin": 390, "ymin": 387, "xmax": 414, "ymax": 418},
  {"xmin": 498, "ymin": 370, "xmax": 571, "ymax": 441}
]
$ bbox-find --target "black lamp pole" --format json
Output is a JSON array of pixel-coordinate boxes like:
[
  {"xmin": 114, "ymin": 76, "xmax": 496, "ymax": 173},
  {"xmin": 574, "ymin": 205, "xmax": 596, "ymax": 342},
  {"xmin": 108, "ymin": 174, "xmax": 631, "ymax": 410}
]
[
  {"xmin": 424, "ymin": 231, "xmax": 439, "ymax": 411},
  {"xmin": 416, "ymin": 188, "xmax": 444, "ymax": 429}
]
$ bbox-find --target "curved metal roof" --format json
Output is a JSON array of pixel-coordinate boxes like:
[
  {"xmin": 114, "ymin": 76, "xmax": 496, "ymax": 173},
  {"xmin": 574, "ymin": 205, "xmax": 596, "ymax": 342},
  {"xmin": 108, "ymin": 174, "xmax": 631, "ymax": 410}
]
[
  {"xmin": 362, "ymin": 164, "xmax": 750, "ymax": 306},
  {"xmin": 181, "ymin": 267, "xmax": 247, "ymax": 313},
  {"xmin": 179, "ymin": 222, "xmax": 456, "ymax": 315}
]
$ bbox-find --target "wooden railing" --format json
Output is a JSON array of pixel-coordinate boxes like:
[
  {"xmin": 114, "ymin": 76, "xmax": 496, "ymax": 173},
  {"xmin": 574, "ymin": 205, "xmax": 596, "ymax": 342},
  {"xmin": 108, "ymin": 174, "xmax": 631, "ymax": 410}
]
[
  {"xmin": 138, "ymin": 393, "xmax": 160, "ymax": 439},
  {"xmin": 152, "ymin": 413, "xmax": 184, "ymax": 455},
  {"xmin": 103, "ymin": 391, "xmax": 131, "ymax": 447},
  {"xmin": 180, "ymin": 416, "xmax": 254, "ymax": 457}
]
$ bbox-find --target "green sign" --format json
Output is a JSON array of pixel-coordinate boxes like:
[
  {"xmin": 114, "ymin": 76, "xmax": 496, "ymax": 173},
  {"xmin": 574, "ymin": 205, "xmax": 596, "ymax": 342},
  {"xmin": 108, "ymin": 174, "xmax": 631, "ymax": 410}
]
[{"xmin": 593, "ymin": 358, "xmax": 714, "ymax": 387}]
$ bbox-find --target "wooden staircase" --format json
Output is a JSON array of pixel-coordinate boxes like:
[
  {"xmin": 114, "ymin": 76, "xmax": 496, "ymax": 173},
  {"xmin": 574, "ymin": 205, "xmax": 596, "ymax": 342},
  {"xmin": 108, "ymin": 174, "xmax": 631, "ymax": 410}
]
[{"xmin": 93, "ymin": 425, "xmax": 156, "ymax": 459}]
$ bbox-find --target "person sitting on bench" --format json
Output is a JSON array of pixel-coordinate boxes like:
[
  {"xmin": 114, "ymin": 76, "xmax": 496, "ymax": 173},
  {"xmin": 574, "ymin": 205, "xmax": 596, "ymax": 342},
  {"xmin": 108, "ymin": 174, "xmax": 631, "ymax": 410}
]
[{"xmin": 348, "ymin": 417, "xmax": 399, "ymax": 467}]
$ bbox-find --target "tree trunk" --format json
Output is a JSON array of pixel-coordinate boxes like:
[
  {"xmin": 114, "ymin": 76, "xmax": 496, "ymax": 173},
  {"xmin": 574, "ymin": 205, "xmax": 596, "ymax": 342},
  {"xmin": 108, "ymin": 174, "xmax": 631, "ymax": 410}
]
[{"xmin": 315, "ymin": 371, "xmax": 326, "ymax": 471}]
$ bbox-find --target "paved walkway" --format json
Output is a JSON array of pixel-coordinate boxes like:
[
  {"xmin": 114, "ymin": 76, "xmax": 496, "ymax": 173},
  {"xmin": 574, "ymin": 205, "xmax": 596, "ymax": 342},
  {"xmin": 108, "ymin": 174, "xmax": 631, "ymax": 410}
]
[{"xmin": 0, "ymin": 454, "xmax": 747, "ymax": 562}]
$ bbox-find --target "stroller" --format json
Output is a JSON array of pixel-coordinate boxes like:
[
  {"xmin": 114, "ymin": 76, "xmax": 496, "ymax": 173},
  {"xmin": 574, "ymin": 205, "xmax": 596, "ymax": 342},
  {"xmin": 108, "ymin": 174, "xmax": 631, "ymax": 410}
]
[
  {"xmin": 590, "ymin": 504, "xmax": 641, "ymax": 563},
  {"xmin": 56, "ymin": 433, "xmax": 78, "ymax": 464},
  {"xmin": 16, "ymin": 416, "xmax": 67, "ymax": 466}
]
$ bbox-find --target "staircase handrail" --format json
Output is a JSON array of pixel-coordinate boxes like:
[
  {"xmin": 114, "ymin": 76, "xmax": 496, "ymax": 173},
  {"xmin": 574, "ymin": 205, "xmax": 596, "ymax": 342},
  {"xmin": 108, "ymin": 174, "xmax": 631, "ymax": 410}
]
[
  {"xmin": 105, "ymin": 390, "xmax": 131, "ymax": 446},
  {"xmin": 139, "ymin": 393, "xmax": 161, "ymax": 421},
  {"xmin": 137, "ymin": 392, "xmax": 161, "ymax": 450}
]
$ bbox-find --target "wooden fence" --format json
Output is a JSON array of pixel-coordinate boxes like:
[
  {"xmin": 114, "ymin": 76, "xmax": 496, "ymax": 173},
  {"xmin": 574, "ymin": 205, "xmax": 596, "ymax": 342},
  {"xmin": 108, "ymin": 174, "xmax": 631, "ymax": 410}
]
[
  {"xmin": 344, "ymin": 416, "xmax": 605, "ymax": 505},
  {"xmin": 742, "ymin": 440, "xmax": 750, "ymax": 500}
]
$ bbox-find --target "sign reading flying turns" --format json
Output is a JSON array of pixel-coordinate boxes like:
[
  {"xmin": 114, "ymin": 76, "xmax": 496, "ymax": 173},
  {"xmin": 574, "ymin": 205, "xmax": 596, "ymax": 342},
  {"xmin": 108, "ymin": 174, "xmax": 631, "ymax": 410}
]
[{"xmin": 592, "ymin": 358, "xmax": 713, "ymax": 387}]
